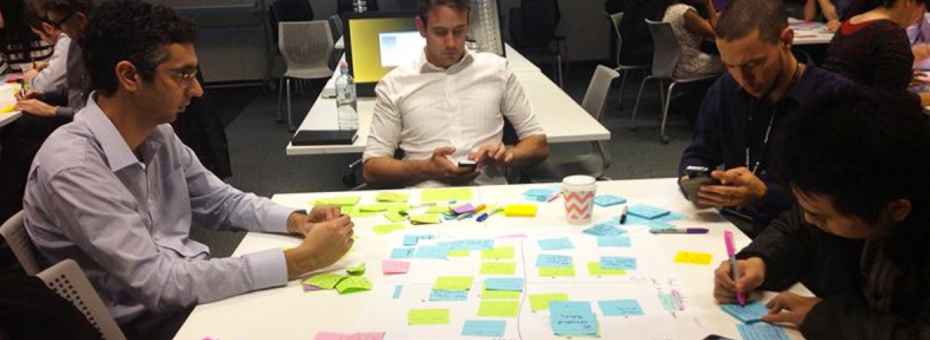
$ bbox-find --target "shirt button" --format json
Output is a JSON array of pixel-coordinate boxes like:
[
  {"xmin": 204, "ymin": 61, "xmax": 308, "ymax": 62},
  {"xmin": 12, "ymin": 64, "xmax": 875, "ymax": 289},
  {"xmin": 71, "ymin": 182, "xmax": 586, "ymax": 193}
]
[{"xmin": 153, "ymin": 233, "xmax": 161, "ymax": 240}]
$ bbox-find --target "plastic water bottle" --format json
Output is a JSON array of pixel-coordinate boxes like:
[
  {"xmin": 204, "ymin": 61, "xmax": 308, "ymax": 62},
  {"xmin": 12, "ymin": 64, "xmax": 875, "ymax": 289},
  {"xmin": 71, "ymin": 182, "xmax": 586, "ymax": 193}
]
[{"xmin": 335, "ymin": 62, "xmax": 358, "ymax": 130}]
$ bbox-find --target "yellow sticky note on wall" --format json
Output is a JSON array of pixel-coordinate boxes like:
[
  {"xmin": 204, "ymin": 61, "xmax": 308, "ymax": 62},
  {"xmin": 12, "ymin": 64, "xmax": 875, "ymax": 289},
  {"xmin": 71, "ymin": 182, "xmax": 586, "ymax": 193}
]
[
  {"xmin": 504, "ymin": 204, "xmax": 537, "ymax": 217},
  {"xmin": 673, "ymin": 251, "xmax": 713, "ymax": 265}
]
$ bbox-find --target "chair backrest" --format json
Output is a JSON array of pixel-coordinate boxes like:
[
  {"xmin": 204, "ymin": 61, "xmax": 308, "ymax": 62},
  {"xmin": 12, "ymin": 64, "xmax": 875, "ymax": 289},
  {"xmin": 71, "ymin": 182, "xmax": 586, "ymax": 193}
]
[
  {"xmin": 581, "ymin": 65, "xmax": 620, "ymax": 172},
  {"xmin": 609, "ymin": 12, "xmax": 625, "ymax": 68},
  {"xmin": 0, "ymin": 211, "xmax": 41, "ymax": 275},
  {"xmin": 645, "ymin": 19, "xmax": 681, "ymax": 79},
  {"xmin": 278, "ymin": 20, "xmax": 334, "ymax": 73},
  {"xmin": 328, "ymin": 14, "xmax": 344, "ymax": 42},
  {"xmin": 519, "ymin": 0, "xmax": 561, "ymax": 40},
  {"xmin": 37, "ymin": 259, "xmax": 127, "ymax": 340}
]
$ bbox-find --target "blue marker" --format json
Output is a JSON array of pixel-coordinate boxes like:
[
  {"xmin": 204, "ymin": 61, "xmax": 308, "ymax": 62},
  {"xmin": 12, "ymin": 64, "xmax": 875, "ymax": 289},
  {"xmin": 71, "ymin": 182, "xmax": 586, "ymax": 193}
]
[{"xmin": 476, "ymin": 212, "xmax": 490, "ymax": 222}]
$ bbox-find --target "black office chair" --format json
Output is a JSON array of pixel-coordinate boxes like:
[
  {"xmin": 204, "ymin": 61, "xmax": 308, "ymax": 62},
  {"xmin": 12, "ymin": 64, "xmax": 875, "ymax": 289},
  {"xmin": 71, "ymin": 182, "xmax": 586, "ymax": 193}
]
[{"xmin": 509, "ymin": 0, "xmax": 568, "ymax": 88}]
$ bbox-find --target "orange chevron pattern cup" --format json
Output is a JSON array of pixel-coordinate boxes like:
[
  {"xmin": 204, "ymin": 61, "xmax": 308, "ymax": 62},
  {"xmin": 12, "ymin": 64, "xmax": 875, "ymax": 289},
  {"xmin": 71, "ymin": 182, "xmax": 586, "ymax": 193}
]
[{"xmin": 562, "ymin": 175, "xmax": 597, "ymax": 225}]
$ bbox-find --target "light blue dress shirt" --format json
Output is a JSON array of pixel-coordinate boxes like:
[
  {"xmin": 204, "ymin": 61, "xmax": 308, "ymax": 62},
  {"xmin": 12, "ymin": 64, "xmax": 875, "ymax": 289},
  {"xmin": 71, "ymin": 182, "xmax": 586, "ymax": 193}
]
[{"xmin": 23, "ymin": 94, "xmax": 295, "ymax": 323}]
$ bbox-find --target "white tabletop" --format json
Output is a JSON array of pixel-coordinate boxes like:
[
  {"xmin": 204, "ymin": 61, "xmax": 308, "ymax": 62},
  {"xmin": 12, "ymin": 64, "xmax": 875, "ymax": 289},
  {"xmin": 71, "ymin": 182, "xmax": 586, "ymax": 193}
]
[
  {"xmin": 0, "ymin": 83, "xmax": 23, "ymax": 129},
  {"xmin": 174, "ymin": 178, "xmax": 809, "ymax": 340},
  {"xmin": 790, "ymin": 22, "xmax": 834, "ymax": 46}
]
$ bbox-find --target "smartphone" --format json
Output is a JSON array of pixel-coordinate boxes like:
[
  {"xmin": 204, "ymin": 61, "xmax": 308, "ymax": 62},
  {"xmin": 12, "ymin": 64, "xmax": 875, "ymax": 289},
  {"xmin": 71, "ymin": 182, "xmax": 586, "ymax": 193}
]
[
  {"xmin": 679, "ymin": 166, "xmax": 718, "ymax": 207},
  {"xmin": 457, "ymin": 160, "xmax": 477, "ymax": 171},
  {"xmin": 702, "ymin": 335, "xmax": 736, "ymax": 340}
]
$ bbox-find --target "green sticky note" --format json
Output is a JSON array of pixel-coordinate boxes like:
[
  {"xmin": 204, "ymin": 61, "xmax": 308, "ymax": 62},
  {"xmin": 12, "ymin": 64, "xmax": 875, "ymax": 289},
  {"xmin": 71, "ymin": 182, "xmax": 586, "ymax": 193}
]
[
  {"xmin": 433, "ymin": 276, "xmax": 474, "ymax": 291},
  {"xmin": 529, "ymin": 293, "xmax": 569, "ymax": 312},
  {"xmin": 410, "ymin": 214, "xmax": 442, "ymax": 225},
  {"xmin": 539, "ymin": 266, "xmax": 576, "ymax": 277},
  {"xmin": 377, "ymin": 192, "xmax": 410, "ymax": 203},
  {"xmin": 383, "ymin": 211, "xmax": 406, "ymax": 222},
  {"xmin": 426, "ymin": 206, "xmax": 451, "ymax": 214},
  {"xmin": 386, "ymin": 203, "xmax": 410, "ymax": 212},
  {"xmin": 373, "ymin": 224, "xmax": 405, "ymax": 235},
  {"xmin": 346, "ymin": 262, "xmax": 366, "ymax": 276},
  {"xmin": 420, "ymin": 187, "xmax": 474, "ymax": 203},
  {"xmin": 358, "ymin": 204, "xmax": 389, "ymax": 212},
  {"xmin": 481, "ymin": 288, "xmax": 521, "ymax": 300},
  {"xmin": 303, "ymin": 273, "xmax": 346, "ymax": 290},
  {"xmin": 477, "ymin": 301, "xmax": 520, "ymax": 317},
  {"xmin": 480, "ymin": 262, "xmax": 516, "ymax": 275},
  {"xmin": 587, "ymin": 262, "xmax": 627, "ymax": 276},
  {"xmin": 348, "ymin": 209, "xmax": 377, "ymax": 218},
  {"xmin": 481, "ymin": 246, "xmax": 515, "ymax": 260},
  {"xmin": 340, "ymin": 206, "xmax": 353, "ymax": 215},
  {"xmin": 408, "ymin": 309, "xmax": 450, "ymax": 325},
  {"xmin": 335, "ymin": 276, "xmax": 371, "ymax": 294},
  {"xmin": 315, "ymin": 196, "xmax": 361, "ymax": 206},
  {"xmin": 448, "ymin": 250, "xmax": 471, "ymax": 257}
]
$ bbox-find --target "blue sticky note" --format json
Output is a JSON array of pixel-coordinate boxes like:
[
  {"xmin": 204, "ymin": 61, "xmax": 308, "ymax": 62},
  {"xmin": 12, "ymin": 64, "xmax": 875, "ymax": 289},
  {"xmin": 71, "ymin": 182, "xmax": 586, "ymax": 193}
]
[
  {"xmin": 536, "ymin": 254, "xmax": 573, "ymax": 268},
  {"xmin": 627, "ymin": 204, "xmax": 671, "ymax": 219},
  {"xmin": 658, "ymin": 293, "xmax": 682, "ymax": 312},
  {"xmin": 393, "ymin": 284, "xmax": 403, "ymax": 299},
  {"xmin": 583, "ymin": 223, "xmax": 627, "ymax": 236},
  {"xmin": 443, "ymin": 239, "xmax": 495, "ymax": 251},
  {"xmin": 403, "ymin": 234, "xmax": 434, "ymax": 246},
  {"xmin": 648, "ymin": 220, "xmax": 676, "ymax": 230},
  {"xmin": 600, "ymin": 256, "xmax": 637, "ymax": 270},
  {"xmin": 598, "ymin": 300, "xmax": 645, "ymax": 316},
  {"xmin": 737, "ymin": 323, "xmax": 790, "ymax": 340},
  {"xmin": 617, "ymin": 214, "xmax": 651, "ymax": 226},
  {"xmin": 462, "ymin": 320, "xmax": 506, "ymax": 337},
  {"xmin": 550, "ymin": 301, "xmax": 593, "ymax": 314},
  {"xmin": 593, "ymin": 195, "xmax": 627, "ymax": 207},
  {"xmin": 484, "ymin": 278, "xmax": 524, "ymax": 292},
  {"xmin": 550, "ymin": 301, "xmax": 598, "ymax": 336},
  {"xmin": 721, "ymin": 301, "xmax": 769, "ymax": 323},
  {"xmin": 429, "ymin": 289, "xmax": 469, "ymax": 301},
  {"xmin": 538, "ymin": 237, "xmax": 574, "ymax": 251},
  {"xmin": 524, "ymin": 188, "xmax": 555, "ymax": 197},
  {"xmin": 416, "ymin": 245, "xmax": 450, "ymax": 259},
  {"xmin": 391, "ymin": 248, "xmax": 415, "ymax": 259},
  {"xmin": 597, "ymin": 236, "xmax": 631, "ymax": 247}
]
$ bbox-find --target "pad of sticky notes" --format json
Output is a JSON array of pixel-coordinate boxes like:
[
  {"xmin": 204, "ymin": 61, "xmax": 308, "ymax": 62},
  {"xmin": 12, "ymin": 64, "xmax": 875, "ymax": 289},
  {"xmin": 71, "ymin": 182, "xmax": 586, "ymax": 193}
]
[
  {"xmin": 674, "ymin": 251, "xmax": 713, "ymax": 265},
  {"xmin": 504, "ymin": 204, "xmax": 537, "ymax": 217},
  {"xmin": 721, "ymin": 301, "xmax": 768, "ymax": 323}
]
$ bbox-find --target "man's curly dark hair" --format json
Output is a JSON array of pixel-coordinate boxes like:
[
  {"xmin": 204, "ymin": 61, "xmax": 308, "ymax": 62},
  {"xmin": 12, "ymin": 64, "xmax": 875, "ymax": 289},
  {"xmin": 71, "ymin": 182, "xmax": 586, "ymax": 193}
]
[{"xmin": 82, "ymin": 0, "xmax": 198, "ymax": 96}]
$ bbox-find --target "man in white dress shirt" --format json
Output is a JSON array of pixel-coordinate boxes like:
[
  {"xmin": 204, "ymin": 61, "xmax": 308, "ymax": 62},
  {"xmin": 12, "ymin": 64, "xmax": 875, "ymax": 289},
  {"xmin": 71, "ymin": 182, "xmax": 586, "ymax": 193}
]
[
  {"xmin": 23, "ymin": 4, "xmax": 71, "ymax": 93},
  {"xmin": 362, "ymin": 0, "xmax": 549, "ymax": 188}
]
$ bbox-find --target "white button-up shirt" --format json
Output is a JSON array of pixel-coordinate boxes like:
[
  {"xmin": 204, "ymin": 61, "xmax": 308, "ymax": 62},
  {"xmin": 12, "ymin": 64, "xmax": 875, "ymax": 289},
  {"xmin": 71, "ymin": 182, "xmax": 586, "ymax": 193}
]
[
  {"xmin": 363, "ymin": 50, "xmax": 545, "ymax": 187},
  {"xmin": 29, "ymin": 33, "xmax": 71, "ymax": 93}
]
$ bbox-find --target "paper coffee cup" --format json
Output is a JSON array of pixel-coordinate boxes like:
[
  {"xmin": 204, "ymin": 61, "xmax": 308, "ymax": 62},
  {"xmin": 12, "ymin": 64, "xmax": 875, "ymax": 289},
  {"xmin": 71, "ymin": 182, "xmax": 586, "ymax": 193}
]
[{"xmin": 562, "ymin": 175, "xmax": 597, "ymax": 225}]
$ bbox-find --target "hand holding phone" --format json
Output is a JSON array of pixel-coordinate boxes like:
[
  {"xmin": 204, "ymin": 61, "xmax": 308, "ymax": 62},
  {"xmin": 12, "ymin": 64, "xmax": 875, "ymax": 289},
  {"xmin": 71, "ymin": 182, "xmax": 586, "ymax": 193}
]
[
  {"xmin": 679, "ymin": 166, "xmax": 718, "ymax": 207},
  {"xmin": 457, "ymin": 160, "xmax": 477, "ymax": 171}
]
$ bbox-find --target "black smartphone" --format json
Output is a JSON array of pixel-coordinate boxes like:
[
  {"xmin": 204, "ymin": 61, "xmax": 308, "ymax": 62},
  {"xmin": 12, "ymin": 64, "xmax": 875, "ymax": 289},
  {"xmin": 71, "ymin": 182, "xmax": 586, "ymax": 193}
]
[
  {"xmin": 702, "ymin": 335, "xmax": 736, "ymax": 340},
  {"xmin": 457, "ymin": 160, "xmax": 477, "ymax": 171},
  {"xmin": 679, "ymin": 166, "xmax": 718, "ymax": 207}
]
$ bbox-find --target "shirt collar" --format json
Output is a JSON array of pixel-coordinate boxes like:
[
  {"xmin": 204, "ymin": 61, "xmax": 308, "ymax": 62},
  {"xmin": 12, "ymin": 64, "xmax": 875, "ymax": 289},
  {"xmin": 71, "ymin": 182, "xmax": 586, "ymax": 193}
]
[
  {"xmin": 77, "ymin": 92, "xmax": 165, "ymax": 172},
  {"xmin": 418, "ymin": 48, "xmax": 476, "ymax": 74}
]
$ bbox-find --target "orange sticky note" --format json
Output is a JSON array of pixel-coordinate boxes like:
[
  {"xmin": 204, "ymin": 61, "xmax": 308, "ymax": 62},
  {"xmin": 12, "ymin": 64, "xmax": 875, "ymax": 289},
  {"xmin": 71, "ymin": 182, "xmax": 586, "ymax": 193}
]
[
  {"xmin": 673, "ymin": 251, "xmax": 713, "ymax": 265},
  {"xmin": 504, "ymin": 204, "xmax": 537, "ymax": 217}
]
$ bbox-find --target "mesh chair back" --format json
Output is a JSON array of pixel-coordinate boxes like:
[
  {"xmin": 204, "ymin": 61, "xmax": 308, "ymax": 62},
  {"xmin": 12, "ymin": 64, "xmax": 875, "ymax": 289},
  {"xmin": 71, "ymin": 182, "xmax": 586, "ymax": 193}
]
[
  {"xmin": 581, "ymin": 65, "xmax": 620, "ymax": 172},
  {"xmin": 37, "ymin": 259, "xmax": 127, "ymax": 340},
  {"xmin": 329, "ymin": 14, "xmax": 344, "ymax": 42},
  {"xmin": 278, "ymin": 20, "xmax": 335, "ymax": 77},
  {"xmin": 0, "ymin": 211, "xmax": 41, "ymax": 275},
  {"xmin": 520, "ymin": 0, "xmax": 560, "ymax": 40},
  {"xmin": 645, "ymin": 19, "xmax": 681, "ymax": 79},
  {"xmin": 609, "ymin": 12, "xmax": 625, "ymax": 67}
]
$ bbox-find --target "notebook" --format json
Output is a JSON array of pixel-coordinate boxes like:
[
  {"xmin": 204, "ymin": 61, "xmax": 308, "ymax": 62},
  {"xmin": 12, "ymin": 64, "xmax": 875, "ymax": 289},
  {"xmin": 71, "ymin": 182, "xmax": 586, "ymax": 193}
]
[{"xmin": 292, "ymin": 130, "xmax": 358, "ymax": 146}]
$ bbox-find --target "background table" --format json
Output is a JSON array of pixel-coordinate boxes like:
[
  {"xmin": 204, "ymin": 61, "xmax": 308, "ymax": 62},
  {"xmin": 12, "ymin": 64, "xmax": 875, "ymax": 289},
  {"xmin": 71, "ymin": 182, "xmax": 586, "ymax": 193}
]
[
  {"xmin": 174, "ymin": 178, "xmax": 809, "ymax": 340},
  {"xmin": 790, "ymin": 21, "xmax": 833, "ymax": 46},
  {"xmin": 0, "ymin": 83, "xmax": 23, "ymax": 129}
]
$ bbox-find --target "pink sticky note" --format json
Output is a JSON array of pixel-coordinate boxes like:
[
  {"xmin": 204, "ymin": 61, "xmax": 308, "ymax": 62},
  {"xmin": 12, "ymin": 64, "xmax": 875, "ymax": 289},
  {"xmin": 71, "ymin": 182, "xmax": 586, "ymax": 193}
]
[
  {"xmin": 313, "ymin": 332, "xmax": 348, "ymax": 340},
  {"xmin": 303, "ymin": 284, "xmax": 323, "ymax": 292},
  {"xmin": 452, "ymin": 203, "xmax": 476, "ymax": 215},
  {"xmin": 382, "ymin": 260, "xmax": 411, "ymax": 275},
  {"xmin": 353, "ymin": 332, "xmax": 386, "ymax": 340},
  {"xmin": 498, "ymin": 233, "xmax": 528, "ymax": 238}
]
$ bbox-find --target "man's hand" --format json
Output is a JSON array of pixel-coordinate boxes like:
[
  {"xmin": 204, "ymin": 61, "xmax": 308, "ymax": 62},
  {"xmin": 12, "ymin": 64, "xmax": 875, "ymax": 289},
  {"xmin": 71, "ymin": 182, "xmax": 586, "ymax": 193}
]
[
  {"xmin": 287, "ymin": 206, "xmax": 342, "ymax": 236},
  {"xmin": 915, "ymin": 44, "xmax": 930, "ymax": 63},
  {"xmin": 14, "ymin": 89, "xmax": 44, "ymax": 101},
  {"xmin": 763, "ymin": 292, "xmax": 823, "ymax": 326},
  {"xmin": 14, "ymin": 99, "xmax": 57, "ymax": 117},
  {"xmin": 23, "ymin": 68, "xmax": 39, "ymax": 84},
  {"xmin": 284, "ymin": 215, "xmax": 355, "ymax": 279},
  {"xmin": 714, "ymin": 257, "xmax": 766, "ymax": 304},
  {"xmin": 469, "ymin": 143, "xmax": 514, "ymax": 168},
  {"xmin": 826, "ymin": 19, "xmax": 841, "ymax": 32},
  {"xmin": 33, "ymin": 61, "xmax": 49, "ymax": 72},
  {"xmin": 698, "ymin": 167, "xmax": 767, "ymax": 207},
  {"xmin": 420, "ymin": 146, "xmax": 480, "ymax": 185}
]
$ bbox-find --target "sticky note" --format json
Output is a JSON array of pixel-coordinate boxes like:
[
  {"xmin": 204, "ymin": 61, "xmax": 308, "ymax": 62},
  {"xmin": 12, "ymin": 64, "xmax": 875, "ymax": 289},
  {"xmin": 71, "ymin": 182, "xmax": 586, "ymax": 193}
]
[
  {"xmin": 587, "ymin": 262, "xmax": 627, "ymax": 276},
  {"xmin": 536, "ymin": 254, "xmax": 573, "ymax": 268},
  {"xmin": 334, "ymin": 276, "xmax": 371, "ymax": 294},
  {"xmin": 410, "ymin": 214, "xmax": 442, "ymax": 225},
  {"xmin": 721, "ymin": 301, "xmax": 769, "ymax": 323},
  {"xmin": 539, "ymin": 266, "xmax": 576, "ymax": 277},
  {"xmin": 373, "ymin": 224, "xmax": 404, "ymax": 235},
  {"xmin": 448, "ymin": 250, "xmax": 471, "ymax": 257},
  {"xmin": 583, "ymin": 223, "xmax": 627, "ymax": 236},
  {"xmin": 461, "ymin": 320, "xmax": 506, "ymax": 337},
  {"xmin": 376, "ymin": 192, "xmax": 409, "ymax": 203},
  {"xmin": 421, "ymin": 187, "xmax": 474, "ymax": 203},
  {"xmin": 538, "ymin": 237, "xmax": 574, "ymax": 251},
  {"xmin": 429, "ymin": 289, "xmax": 469, "ymax": 302},
  {"xmin": 452, "ymin": 203, "xmax": 476, "ymax": 215},
  {"xmin": 597, "ymin": 236, "xmax": 631, "ymax": 247},
  {"xmin": 433, "ymin": 276, "xmax": 474, "ymax": 291},
  {"xmin": 393, "ymin": 284, "xmax": 403, "ymax": 299},
  {"xmin": 598, "ymin": 300, "xmax": 645, "ymax": 316},
  {"xmin": 382, "ymin": 260, "xmax": 410, "ymax": 275},
  {"xmin": 303, "ymin": 273, "xmax": 346, "ymax": 290},
  {"xmin": 674, "ymin": 251, "xmax": 714, "ymax": 265},
  {"xmin": 550, "ymin": 301, "xmax": 592, "ymax": 313},
  {"xmin": 550, "ymin": 301, "xmax": 599, "ymax": 336},
  {"xmin": 314, "ymin": 196, "xmax": 361, "ymax": 206},
  {"xmin": 346, "ymin": 262, "xmax": 366, "ymax": 275},
  {"xmin": 391, "ymin": 247, "xmax": 415, "ymax": 259},
  {"xmin": 477, "ymin": 301, "xmax": 520, "ymax": 317},
  {"xmin": 358, "ymin": 204, "xmax": 389, "ymax": 212},
  {"xmin": 480, "ymin": 262, "xmax": 516, "ymax": 275},
  {"xmin": 524, "ymin": 187, "xmax": 556, "ymax": 200},
  {"xmin": 403, "ymin": 234, "xmax": 434, "ymax": 246},
  {"xmin": 529, "ymin": 293, "xmax": 568, "ymax": 311},
  {"xmin": 347, "ymin": 209, "xmax": 376, "ymax": 218},
  {"xmin": 383, "ymin": 211, "xmax": 406, "ymax": 223},
  {"xmin": 737, "ymin": 323, "xmax": 790, "ymax": 340},
  {"xmin": 504, "ymin": 204, "xmax": 537, "ymax": 217},
  {"xmin": 408, "ymin": 309, "xmax": 450, "ymax": 325},
  {"xmin": 484, "ymin": 278, "xmax": 524, "ymax": 292},
  {"xmin": 444, "ymin": 239, "xmax": 495, "ymax": 250},
  {"xmin": 481, "ymin": 246, "xmax": 515, "ymax": 260},
  {"xmin": 481, "ymin": 288, "xmax": 521, "ymax": 300},
  {"xmin": 426, "ymin": 205, "xmax": 451, "ymax": 214},
  {"xmin": 627, "ymin": 204, "xmax": 671, "ymax": 219},
  {"xmin": 658, "ymin": 293, "xmax": 683, "ymax": 311},
  {"xmin": 593, "ymin": 195, "xmax": 627, "ymax": 207},
  {"xmin": 416, "ymin": 245, "xmax": 450, "ymax": 259},
  {"xmin": 600, "ymin": 257, "xmax": 637, "ymax": 270}
]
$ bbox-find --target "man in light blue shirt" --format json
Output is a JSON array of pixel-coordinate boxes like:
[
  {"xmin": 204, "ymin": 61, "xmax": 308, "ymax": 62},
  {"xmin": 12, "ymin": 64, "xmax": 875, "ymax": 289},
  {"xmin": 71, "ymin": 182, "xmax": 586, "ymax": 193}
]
[{"xmin": 23, "ymin": 1, "xmax": 355, "ymax": 338}]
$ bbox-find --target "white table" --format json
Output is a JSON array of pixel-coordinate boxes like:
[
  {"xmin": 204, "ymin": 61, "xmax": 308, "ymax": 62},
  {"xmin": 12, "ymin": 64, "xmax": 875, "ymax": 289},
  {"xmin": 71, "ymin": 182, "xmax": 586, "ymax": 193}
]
[
  {"xmin": 285, "ymin": 46, "xmax": 607, "ymax": 156},
  {"xmin": 790, "ymin": 22, "xmax": 833, "ymax": 46},
  {"xmin": 174, "ymin": 178, "xmax": 809, "ymax": 340},
  {"xmin": 0, "ymin": 83, "xmax": 23, "ymax": 129}
]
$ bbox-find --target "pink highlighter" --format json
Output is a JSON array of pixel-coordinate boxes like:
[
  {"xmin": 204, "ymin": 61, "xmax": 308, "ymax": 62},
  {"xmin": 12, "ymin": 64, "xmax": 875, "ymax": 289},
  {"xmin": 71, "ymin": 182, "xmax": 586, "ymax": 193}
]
[{"xmin": 724, "ymin": 230, "xmax": 746, "ymax": 306}]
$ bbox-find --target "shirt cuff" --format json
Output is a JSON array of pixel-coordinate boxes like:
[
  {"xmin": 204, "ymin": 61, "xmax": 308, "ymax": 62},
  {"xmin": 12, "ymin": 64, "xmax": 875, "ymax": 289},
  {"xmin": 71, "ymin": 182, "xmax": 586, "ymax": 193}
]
[
  {"xmin": 264, "ymin": 204, "xmax": 298, "ymax": 234},
  {"xmin": 55, "ymin": 106, "xmax": 73, "ymax": 118},
  {"xmin": 243, "ymin": 248, "xmax": 288, "ymax": 290}
]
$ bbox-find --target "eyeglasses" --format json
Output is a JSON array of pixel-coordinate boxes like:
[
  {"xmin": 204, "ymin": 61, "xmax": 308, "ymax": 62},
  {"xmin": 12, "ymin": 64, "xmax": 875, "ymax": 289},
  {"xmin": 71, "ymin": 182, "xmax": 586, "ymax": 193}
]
[
  {"xmin": 166, "ymin": 68, "xmax": 199, "ymax": 87},
  {"xmin": 50, "ymin": 11, "xmax": 75, "ymax": 29}
]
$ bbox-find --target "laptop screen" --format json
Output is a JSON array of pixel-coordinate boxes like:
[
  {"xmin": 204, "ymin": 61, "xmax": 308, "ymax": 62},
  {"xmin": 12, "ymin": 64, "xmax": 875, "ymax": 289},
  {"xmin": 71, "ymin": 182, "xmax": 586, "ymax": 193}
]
[{"xmin": 345, "ymin": 12, "xmax": 423, "ymax": 95}]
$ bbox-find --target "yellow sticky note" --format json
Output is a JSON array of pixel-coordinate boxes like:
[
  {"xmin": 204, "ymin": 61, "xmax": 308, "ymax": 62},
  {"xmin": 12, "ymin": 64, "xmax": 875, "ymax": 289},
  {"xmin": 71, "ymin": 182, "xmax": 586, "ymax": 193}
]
[
  {"xmin": 0, "ymin": 105, "xmax": 14, "ymax": 114},
  {"xmin": 481, "ymin": 288, "xmax": 521, "ymax": 300},
  {"xmin": 358, "ymin": 204, "xmax": 389, "ymax": 212},
  {"xmin": 376, "ymin": 192, "xmax": 410, "ymax": 203},
  {"xmin": 529, "ymin": 293, "xmax": 569, "ymax": 311},
  {"xmin": 481, "ymin": 246, "xmax": 515, "ymax": 260},
  {"xmin": 348, "ymin": 209, "xmax": 376, "ymax": 218},
  {"xmin": 587, "ymin": 262, "xmax": 627, "ymax": 276},
  {"xmin": 674, "ymin": 251, "xmax": 714, "ymax": 265},
  {"xmin": 386, "ymin": 203, "xmax": 410, "ymax": 212},
  {"xmin": 539, "ymin": 266, "xmax": 576, "ymax": 277},
  {"xmin": 302, "ymin": 273, "xmax": 346, "ymax": 290},
  {"xmin": 314, "ymin": 196, "xmax": 361, "ymax": 206},
  {"xmin": 373, "ymin": 223, "xmax": 404, "ymax": 235},
  {"xmin": 335, "ymin": 276, "xmax": 371, "ymax": 294},
  {"xmin": 477, "ymin": 301, "xmax": 520, "ymax": 317},
  {"xmin": 448, "ymin": 250, "xmax": 471, "ymax": 257},
  {"xmin": 410, "ymin": 214, "xmax": 441, "ymax": 225},
  {"xmin": 408, "ymin": 309, "xmax": 450, "ymax": 325},
  {"xmin": 426, "ymin": 205, "xmax": 451, "ymax": 214},
  {"xmin": 433, "ymin": 276, "xmax": 474, "ymax": 291},
  {"xmin": 346, "ymin": 262, "xmax": 366, "ymax": 276},
  {"xmin": 420, "ymin": 187, "xmax": 474, "ymax": 203},
  {"xmin": 383, "ymin": 211, "xmax": 406, "ymax": 223},
  {"xmin": 480, "ymin": 262, "xmax": 516, "ymax": 275},
  {"xmin": 504, "ymin": 204, "xmax": 537, "ymax": 217}
]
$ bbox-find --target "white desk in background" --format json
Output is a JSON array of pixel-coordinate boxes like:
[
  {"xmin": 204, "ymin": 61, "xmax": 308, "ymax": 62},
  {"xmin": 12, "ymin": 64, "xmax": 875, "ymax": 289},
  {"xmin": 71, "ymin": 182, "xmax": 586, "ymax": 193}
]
[
  {"xmin": 285, "ymin": 45, "xmax": 605, "ymax": 156},
  {"xmin": 174, "ymin": 178, "xmax": 809, "ymax": 340},
  {"xmin": 790, "ymin": 21, "xmax": 834, "ymax": 46},
  {"xmin": 0, "ymin": 83, "xmax": 23, "ymax": 129}
]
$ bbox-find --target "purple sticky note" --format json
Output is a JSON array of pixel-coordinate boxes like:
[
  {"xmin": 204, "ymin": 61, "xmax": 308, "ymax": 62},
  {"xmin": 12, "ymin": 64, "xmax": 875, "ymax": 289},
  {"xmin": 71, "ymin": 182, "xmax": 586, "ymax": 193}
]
[
  {"xmin": 303, "ymin": 284, "xmax": 323, "ymax": 292},
  {"xmin": 453, "ymin": 203, "xmax": 476, "ymax": 215}
]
